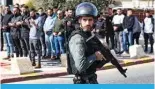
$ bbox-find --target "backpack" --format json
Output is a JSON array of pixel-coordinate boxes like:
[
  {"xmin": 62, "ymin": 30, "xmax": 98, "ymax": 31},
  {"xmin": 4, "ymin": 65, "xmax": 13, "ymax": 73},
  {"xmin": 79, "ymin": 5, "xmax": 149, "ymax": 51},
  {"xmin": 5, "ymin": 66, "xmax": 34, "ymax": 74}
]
[{"xmin": 133, "ymin": 16, "xmax": 141, "ymax": 34}]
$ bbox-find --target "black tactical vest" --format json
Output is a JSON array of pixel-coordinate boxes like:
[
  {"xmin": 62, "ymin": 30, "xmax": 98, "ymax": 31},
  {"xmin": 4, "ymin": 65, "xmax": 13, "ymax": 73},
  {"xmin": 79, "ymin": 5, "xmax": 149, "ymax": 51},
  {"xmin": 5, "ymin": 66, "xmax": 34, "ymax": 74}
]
[
  {"xmin": 67, "ymin": 29, "xmax": 107, "ymax": 75},
  {"xmin": 67, "ymin": 28, "xmax": 127, "ymax": 77}
]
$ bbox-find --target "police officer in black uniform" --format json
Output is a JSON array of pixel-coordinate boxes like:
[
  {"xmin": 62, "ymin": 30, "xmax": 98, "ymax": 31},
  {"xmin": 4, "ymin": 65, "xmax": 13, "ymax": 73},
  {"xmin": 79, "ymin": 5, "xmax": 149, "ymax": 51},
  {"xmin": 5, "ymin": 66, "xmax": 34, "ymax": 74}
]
[
  {"xmin": 68, "ymin": 2, "xmax": 105, "ymax": 84},
  {"xmin": 68, "ymin": 2, "xmax": 127, "ymax": 84}
]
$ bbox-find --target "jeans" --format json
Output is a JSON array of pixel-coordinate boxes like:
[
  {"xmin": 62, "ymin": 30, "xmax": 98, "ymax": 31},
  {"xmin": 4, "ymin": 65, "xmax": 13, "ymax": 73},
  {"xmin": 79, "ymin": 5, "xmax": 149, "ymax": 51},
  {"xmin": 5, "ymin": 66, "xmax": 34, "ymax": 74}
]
[
  {"xmin": 114, "ymin": 31, "xmax": 123, "ymax": 53},
  {"xmin": 45, "ymin": 31, "xmax": 55, "ymax": 56},
  {"xmin": 3, "ymin": 32, "xmax": 14, "ymax": 56},
  {"xmin": 29, "ymin": 39, "xmax": 41, "ymax": 64},
  {"xmin": 144, "ymin": 33, "xmax": 154, "ymax": 52},
  {"xmin": 133, "ymin": 32, "xmax": 140, "ymax": 44},
  {"xmin": 53, "ymin": 35, "xmax": 65, "ymax": 57},
  {"xmin": 20, "ymin": 38, "xmax": 29, "ymax": 57},
  {"xmin": 106, "ymin": 33, "xmax": 114, "ymax": 49},
  {"xmin": 123, "ymin": 31, "xmax": 133, "ymax": 52},
  {"xmin": 12, "ymin": 38, "xmax": 23, "ymax": 57},
  {"xmin": 39, "ymin": 32, "xmax": 46, "ymax": 57}
]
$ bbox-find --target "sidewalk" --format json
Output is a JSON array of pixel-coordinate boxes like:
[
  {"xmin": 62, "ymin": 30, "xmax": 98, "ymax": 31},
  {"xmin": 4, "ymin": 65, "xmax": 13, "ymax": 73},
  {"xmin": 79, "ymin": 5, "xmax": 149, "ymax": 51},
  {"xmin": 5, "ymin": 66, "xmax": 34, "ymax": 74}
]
[{"xmin": 0, "ymin": 51, "xmax": 154, "ymax": 83}]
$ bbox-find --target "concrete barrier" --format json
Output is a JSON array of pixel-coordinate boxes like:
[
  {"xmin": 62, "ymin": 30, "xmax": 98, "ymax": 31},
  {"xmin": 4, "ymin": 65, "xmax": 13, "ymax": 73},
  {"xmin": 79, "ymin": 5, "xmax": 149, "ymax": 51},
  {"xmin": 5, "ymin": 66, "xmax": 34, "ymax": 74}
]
[
  {"xmin": 11, "ymin": 57, "xmax": 34, "ymax": 75},
  {"xmin": 129, "ymin": 45, "xmax": 146, "ymax": 59},
  {"xmin": 60, "ymin": 54, "xmax": 67, "ymax": 67}
]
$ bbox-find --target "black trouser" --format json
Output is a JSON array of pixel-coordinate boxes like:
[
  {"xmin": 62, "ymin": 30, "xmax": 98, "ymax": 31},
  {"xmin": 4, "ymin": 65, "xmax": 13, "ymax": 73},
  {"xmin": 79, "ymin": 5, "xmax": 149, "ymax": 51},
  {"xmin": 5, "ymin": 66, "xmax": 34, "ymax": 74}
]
[
  {"xmin": 73, "ymin": 73, "xmax": 98, "ymax": 84},
  {"xmin": 144, "ymin": 33, "xmax": 154, "ymax": 52},
  {"xmin": 133, "ymin": 32, "xmax": 140, "ymax": 44},
  {"xmin": 106, "ymin": 33, "xmax": 114, "ymax": 49},
  {"xmin": 12, "ymin": 38, "xmax": 23, "ymax": 57},
  {"xmin": 20, "ymin": 38, "xmax": 29, "ymax": 57},
  {"xmin": 0, "ymin": 31, "xmax": 3, "ymax": 51},
  {"xmin": 114, "ymin": 31, "xmax": 123, "ymax": 53},
  {"xmin": 39, "ymin": 32, "xmax": 46, "ymax": 57},
  {"xmin": 29, "ymin": 39, "xmax": 41, "ymax": 65}
]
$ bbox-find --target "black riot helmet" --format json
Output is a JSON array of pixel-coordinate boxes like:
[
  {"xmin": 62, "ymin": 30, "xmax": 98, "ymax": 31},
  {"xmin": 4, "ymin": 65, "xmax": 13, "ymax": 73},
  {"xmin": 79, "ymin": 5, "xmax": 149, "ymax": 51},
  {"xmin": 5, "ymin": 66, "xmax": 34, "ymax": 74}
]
[{"xmin": 75, "ymin": 2, "xmax": 98, "ymax": 18}]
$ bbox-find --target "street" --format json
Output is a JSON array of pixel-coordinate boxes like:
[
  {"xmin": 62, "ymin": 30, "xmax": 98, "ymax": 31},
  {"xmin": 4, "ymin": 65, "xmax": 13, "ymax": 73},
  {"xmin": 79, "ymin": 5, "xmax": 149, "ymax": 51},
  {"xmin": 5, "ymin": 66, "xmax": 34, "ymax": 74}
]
[{"xmin": 8, "ymin": 62, "xmax": 154, "ymax": 84}]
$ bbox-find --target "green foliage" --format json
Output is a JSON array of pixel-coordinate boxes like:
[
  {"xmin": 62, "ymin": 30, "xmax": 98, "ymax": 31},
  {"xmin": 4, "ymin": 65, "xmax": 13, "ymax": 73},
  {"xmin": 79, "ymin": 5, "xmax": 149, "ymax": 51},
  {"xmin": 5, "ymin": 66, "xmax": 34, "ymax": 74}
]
[
  {"xmin": 25, "ymin": 0, "xmax": 36, "ymax": 9},
  {"xmin": 33, "ymin": 0, "xmax": 114, "ymax": 12}
]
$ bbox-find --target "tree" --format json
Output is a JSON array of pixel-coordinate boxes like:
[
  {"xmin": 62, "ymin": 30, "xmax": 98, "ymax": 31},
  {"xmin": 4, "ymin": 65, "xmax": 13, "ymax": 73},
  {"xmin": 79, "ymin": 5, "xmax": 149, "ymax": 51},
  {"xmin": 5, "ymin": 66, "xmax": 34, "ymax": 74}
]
[
  {"xmin": 33, "ymin": 0, "xmax": 114, "ymax": 12},
  {"xmin": 25, "ymin": 0, "xmax": 36, "ymax": 9}
]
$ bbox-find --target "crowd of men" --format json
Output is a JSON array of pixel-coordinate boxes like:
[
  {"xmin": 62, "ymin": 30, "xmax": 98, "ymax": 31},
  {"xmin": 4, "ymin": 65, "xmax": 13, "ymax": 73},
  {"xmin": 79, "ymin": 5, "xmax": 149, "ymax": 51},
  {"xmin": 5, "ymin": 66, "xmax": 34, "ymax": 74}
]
[{"xmin": 0, "ymin": 3, "xmax": 154, "ymax": 68}]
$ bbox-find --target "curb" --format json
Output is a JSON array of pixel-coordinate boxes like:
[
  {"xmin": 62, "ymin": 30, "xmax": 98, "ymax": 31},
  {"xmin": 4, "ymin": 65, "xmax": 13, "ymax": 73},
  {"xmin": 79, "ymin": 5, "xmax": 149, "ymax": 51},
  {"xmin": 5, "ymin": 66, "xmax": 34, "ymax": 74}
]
[{"xmin": 1, "ymin": 57, "xmax": 154, "ymax": 83}]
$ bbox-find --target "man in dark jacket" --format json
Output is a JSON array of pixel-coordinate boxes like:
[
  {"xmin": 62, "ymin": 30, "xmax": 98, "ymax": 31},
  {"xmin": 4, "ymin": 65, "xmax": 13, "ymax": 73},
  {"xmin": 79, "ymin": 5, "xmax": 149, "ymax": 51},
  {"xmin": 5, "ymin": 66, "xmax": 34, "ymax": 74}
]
[
  {"xmin": 94, "ymin": 14, "xmax": 105, "ymax": 38},
  {"xmin": 105, "ymin": 13, "xmax": 114, "ymax": 49},
  {"xmin": 9, "ymin": 7, "xmax": 23, "ymax": 57},
  {"xmin": 64, "ymin": 8, "xmax": 76, "ymax": 38},
  {"xmin": 122, "ymin": 9, "xmax": 135, "ymax": 54},
  {"xmin": 37, "ymin": 7, "xmax": 47, "ymax": 58},
  {"xmin": 2, "ymin": 6, "xmax": 14, "ymax": 59},
  {"xmin": 19, "ymin": 5, "xmax": 30, "ymax": 57}
]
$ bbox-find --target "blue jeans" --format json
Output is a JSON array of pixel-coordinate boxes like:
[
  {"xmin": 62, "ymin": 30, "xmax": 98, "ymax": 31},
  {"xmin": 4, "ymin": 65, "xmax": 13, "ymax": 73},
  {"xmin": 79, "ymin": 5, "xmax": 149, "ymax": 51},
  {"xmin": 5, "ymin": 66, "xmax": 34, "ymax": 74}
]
[
  {"xmin": 123, "ymin": 31, "xmax": 133, "ymax": 52},
  {"xmin": 45, "ymin": 31, "xmax": 55, "ymax": 56},
  {"xmin": 53, "ymin": 35, "xmax": 65, "ymax": 57},
  {"xmin": 3, "ymin": 32, "xmax": 14, "ymax": 56}
]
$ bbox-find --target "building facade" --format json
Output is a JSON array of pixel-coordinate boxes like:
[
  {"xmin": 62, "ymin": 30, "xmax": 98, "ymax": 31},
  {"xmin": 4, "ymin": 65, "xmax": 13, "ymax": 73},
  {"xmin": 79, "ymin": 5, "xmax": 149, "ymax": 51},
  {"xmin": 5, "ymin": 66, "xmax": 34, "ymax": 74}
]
[
  {"xmin": 0, "ymin": 0, "xmax": 13, "ymax": 6},
  {"xmin": 0, "ymin": 0, "xmax": 29, "ymax": 6},
  {"xmin": 114, "ymin": 0, "xmax": 155, "ymax": 8}
]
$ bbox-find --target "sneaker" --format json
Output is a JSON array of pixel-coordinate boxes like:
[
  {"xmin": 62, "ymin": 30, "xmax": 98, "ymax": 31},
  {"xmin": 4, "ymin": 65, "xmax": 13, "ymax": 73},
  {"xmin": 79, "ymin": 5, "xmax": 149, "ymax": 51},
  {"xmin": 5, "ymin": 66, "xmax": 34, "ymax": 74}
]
[{"xmin": 121, "ymin": 52, "xmax": 128, "ymax": 55}]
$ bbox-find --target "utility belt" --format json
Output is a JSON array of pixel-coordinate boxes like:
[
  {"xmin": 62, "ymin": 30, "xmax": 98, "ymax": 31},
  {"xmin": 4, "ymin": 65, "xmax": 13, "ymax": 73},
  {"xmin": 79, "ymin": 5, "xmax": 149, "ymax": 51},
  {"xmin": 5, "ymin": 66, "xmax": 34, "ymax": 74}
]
[{"xmin": 73, "ymin": 73, "xmax": 97, "ymax": 84}]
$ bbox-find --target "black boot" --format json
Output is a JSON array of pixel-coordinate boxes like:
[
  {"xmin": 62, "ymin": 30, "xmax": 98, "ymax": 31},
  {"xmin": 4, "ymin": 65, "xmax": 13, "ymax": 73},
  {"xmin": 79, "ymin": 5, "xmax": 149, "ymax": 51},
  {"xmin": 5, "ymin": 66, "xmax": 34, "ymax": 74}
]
[
  {"xmin": 32, "ymin": 61, "xmax": 36, "ymax": 66},
  {"xmin": 149, "ymin": 47, "xmax": 153, "ymax": 53}
]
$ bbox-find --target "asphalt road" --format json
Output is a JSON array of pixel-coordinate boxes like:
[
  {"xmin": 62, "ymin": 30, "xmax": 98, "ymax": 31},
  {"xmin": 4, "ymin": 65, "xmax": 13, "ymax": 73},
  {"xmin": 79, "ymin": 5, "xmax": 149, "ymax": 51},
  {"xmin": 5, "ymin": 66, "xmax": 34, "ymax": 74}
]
[{"xmin": 8, "ymin": 62, "xmax": 154, "ymax": 84}]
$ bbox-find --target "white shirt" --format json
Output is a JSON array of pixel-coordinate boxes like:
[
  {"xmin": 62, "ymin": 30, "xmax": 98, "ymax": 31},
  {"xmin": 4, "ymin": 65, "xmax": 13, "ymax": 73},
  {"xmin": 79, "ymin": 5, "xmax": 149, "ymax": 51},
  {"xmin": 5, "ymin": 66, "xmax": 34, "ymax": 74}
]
[
  {"xmin": 144, "ymin": 17, "xmax": 153, "ymax": 33},
  {"xmin": 112, "ymin": 14, "xmax": 125, "ymax": 25}
]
